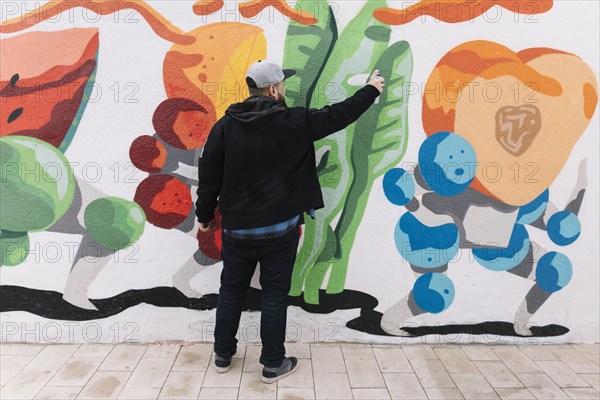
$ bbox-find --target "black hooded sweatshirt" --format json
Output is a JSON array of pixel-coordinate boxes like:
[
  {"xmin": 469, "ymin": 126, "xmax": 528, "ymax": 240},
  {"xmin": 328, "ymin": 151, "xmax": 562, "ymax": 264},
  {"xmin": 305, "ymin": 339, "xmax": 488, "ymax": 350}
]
[{"xmin": 195, "ymin": 84, "xmax": 380, "ymax": 230}]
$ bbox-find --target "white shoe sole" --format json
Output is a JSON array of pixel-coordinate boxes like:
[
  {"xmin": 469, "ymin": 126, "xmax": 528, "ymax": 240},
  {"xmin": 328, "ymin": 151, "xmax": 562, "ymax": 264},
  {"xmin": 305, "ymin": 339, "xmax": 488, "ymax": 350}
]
[
  {"xmin": 215, "ymin": 365, "xmax": 231, "ymax": 373},
  {"xmin": 261, "ymin": 363, "xmax": 299, "ymax": 384}
]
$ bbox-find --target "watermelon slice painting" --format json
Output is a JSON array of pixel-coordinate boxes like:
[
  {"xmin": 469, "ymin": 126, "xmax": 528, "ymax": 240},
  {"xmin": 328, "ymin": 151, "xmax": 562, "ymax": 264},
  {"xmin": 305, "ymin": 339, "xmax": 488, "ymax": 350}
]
[{"xmin": 0, "ymin": 28, "xmax": 99, "ymax": 152}]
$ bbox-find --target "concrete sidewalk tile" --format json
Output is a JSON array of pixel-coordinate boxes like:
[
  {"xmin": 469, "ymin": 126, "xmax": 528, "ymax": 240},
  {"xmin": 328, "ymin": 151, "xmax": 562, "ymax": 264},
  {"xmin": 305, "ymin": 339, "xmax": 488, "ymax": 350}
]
[
  {"xmin": 99, "ymin": 344, "xmax": 146, "ymax": 371},
  {"xmin": 117, "ymin": 386, "xmax": 161, "ymax": 399},
  {"xmin": 461, "ymin": 346, "xmax": 500, "ymax": 361},
  {"xmin": 551, "ymin": 349, "xmax": 600, "ymax": 374},
  {"xmin": 201, "ymin": 356, "xmax": 243, "ymax": 388},
  {"xmin": 171, "ymin": 344, "xmax": 211, "ymax": 371},
  {"xmin": 157, "ymin": 371, "xmax": 203, "ymax": 399},
  {"xmin": 382, "ymin": 372, "xmax": 427, "ymax": 400},
  {"xmin": 352, "ymin": 388, "xmax": 391, "ymax": 399},
  {"xmin": 2, "ymin": 344, "xmax": 46, "ymax": 356},
  {"xmin": 341, "ymin": 344, "xmax": 375, "ymax": 360},
  {"xmin": 233, "ymin": 343, "xmax": 247, "ymax": 359},
  {"xmin": 74, "ymin": 344, "xmax": 115, "ymax": 358},
  {"xmin": 451, "ymin": 373, "xmax": 499, "ymax": 400},
  {"xmin": 562, "ymin": 387, "xmax": 600, "ymax": 399},
  {"xmin": 34, "ymin": 386, "xmax": 82, "ymax": 399},
  {"xmin": 402, "ymin": 345, "xmax": 438, "ymax": 360},
  {"xmin": 578, "ymin": 374, "xmax": 599, "ymax": 391},
  {"xmin": 125, "ymin": 357, "xmax": 173, "ymax": 388},
  {"xmin": 238, "ymin": 371, "xmax": 277, "ymax": 399},
  {"xmin": 243, "ymin": 345, "xmax": 263, "ymax": 372},
  {"xmin": 571, "ymin": 344, "xmax": 599, "ymax": 352},
  {"xmin": 198, "ymin": 387, "xmax": 239, "ymax": 399},
  {"xmin": 311, "ymin": 345, "xmax": 346, "ymax": 373},
  {"xmin": 571, "ymin": 345, "xmax": 600, "ymax": 365},
  {"xmin": 47, "ymin": 357, "xmax": 103, "ymax": 386},
  {"xmin": 434, "ymin": 347, "xmax": 470, "ymax": 360},
  {"xmin": 535, "ymin": 360, "xmax": 591, "ymax": 388},
  {"xmin": 492, "ymin": 348, "xmax": 541, "ymax": 374},
  {"xmin": 516, "ymin": 373, "xmax": 569, "ymax": 399},
  {"xmin": 541, "ymin": 345, "xmax": 576, "ymax": 352},
  {"xmin": 517, "ymin": 346, "xmax": 559, "ymax": 361},
  {"xmin": 314, "ymin": 372, "xmax": 352, "ymax": 399},
  {"xmin": 24, "ymin": 345, "xmax": 80, "ymax": 372},
  {"xmin": 346, "ymin": 358, "xmax": 386, "ymax": 388},
  {"xmin": 75, "ymin": 370, "xmax": 131, "ymax": 399},
  {"xmin": 285, "ymin": 342, "xmax": 311, "ymax": 359},
  {"xmin": 425, "ymin": 387, "xmax": 465, "ymax": 399},
  {"xmin": 435, "ymin": 348, "xmax": 479, "ymax": 374},
  {"xmin": 0, "ymin": 369, "xmax": 54, "ymax": 399},
  {"xmin": 409, "ymin": 359, "xmax": 456, "ymax": 388},
  {"xmin": 278, "ymin": 388, "xmax": 315, "ymax": 400},
  {"xmin": 1, "ymin": 355, "xmax": 35, "ymax": 386},
  {"xmin": 3, "ymin": 341, "xmax": 596, "ymax": 400},
  {"xmin": 373, "ymin": 347, "xmax": 413, "ymax": 373},
  {"xmin": 277, "ymin": 359, "xmax": 314, "ymax": 388},
  {"xmin": 474, "ymin": 361, "xmax": 523, "ymax": 388},
  {"xmin": 493, "ymin": 388, "xmax": 535, "ymax": 400},
  {"xmin": 143, "ymin": 344, "xmax": 181, "ymax": 359}
]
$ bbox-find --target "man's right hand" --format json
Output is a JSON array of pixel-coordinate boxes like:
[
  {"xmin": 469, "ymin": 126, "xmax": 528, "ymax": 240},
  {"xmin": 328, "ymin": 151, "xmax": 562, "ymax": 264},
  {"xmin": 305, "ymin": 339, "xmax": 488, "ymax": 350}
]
[
  {"xmin": 368, "ymin": 69, "xmax": 385, "ymax": 93},
  {"xmin": 199, "ymin": 220, "xmax": 215, "ymax": 232}
]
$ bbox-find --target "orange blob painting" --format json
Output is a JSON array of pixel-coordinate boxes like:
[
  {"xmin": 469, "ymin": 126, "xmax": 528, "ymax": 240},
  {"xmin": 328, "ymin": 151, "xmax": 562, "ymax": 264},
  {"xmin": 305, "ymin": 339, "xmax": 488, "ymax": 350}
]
[
  {"xmin": 0, "ymin": 28, "xmax": 99, "ymax": 150},
  {"xmin": 163, "ymin": 23, "xmax": 268, "ymax": 119},
  {"xmin": 193, "ymin": 0, "xmax": 225, "ymax": 16},
  {"xmin": 374, "ymin": 0, "xmax": 553, "ymax": 25},
  {"xmin": 422, "ymin": 40, "xmax": 598, "ymax": 206},
  {"xmin": 0, "ymin": 0, "xmax": 194, "ymax": 44},
  {"xmin": 0, "ymin": 0, "xmax": 317, "ymax": 37},
  {"xmin": 193, "ymin": 0, "xmax": 317, "ymax": 25}
]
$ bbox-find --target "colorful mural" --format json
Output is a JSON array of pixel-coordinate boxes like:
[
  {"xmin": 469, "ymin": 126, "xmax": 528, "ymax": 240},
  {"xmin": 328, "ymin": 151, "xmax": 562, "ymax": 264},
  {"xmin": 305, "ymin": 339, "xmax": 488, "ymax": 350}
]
[
  {"xmin": 377, "ymin": 40, "xmax": 597, "ymax": 337},
  {"xmin": 0, "ymin": 0, "xmax": 598, "ymax": 342},
  {"xmin": 283, "ymin": 0, "xmax": 413, "ymax": 303},
  {"xmin": 422, "ymin": 41, "xmax": 598, "ymax": 206},
  {"xmin": 373, "ymin": 0, "xmax": 554, "ymax": 25},
  {"xmin": 0, "ymin": 28, "xmax": 98, "ymax": 151}
]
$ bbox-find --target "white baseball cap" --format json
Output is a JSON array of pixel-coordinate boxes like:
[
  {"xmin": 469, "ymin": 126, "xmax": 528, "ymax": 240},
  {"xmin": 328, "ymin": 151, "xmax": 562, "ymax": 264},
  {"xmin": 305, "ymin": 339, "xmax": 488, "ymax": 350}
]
[{"xmin": 245, "ymin": 59, "xmax": 296, "ymax": 88}]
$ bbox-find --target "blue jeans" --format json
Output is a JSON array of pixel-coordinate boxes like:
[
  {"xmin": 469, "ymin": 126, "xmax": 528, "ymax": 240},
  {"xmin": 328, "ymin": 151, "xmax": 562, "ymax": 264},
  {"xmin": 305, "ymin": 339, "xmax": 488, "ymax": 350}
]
[{"xmin": 214, "ymin": 223, "xmax": 300, "ymax": 368}]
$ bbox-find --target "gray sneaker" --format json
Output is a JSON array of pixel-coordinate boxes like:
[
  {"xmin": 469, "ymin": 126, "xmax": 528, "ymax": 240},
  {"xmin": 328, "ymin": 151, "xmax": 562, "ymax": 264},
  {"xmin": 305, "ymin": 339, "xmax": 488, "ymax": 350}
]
[
  {"xmin": 214, "ymin": 354, "xmax": 232, "ymax": 373},
  {"xmin": 261, "ymin": 357, "xmax": 298, "ymax": 384}
]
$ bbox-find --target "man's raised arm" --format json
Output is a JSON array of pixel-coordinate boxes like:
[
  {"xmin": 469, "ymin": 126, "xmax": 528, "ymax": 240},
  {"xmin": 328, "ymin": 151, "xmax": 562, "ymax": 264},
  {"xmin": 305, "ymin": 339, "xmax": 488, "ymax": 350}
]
[{"xmin": 306, "ymin": 69, "xmax": 385, "ymax": 142}]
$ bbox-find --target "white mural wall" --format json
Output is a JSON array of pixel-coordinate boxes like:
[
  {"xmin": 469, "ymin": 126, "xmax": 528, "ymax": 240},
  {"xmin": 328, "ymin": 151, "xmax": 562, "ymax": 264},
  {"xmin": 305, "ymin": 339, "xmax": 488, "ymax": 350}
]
[{"xmin": 1, "ymin": 0, "xmax": 599, "ymax": 344}]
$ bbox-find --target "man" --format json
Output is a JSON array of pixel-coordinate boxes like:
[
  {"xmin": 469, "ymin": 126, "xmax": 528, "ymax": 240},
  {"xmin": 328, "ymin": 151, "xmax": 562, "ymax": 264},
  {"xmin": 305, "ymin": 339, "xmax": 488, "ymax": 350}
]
[{"xmin": 195, "ymin": 59, "xmax": 384, "ymax": 383}]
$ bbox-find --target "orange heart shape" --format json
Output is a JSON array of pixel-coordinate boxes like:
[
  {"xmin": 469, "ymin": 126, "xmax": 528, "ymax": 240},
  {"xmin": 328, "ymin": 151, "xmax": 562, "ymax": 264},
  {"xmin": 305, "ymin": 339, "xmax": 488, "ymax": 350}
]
[{"xmin": 423, "ymin": 41, "xmax": 598, "ymax": 206}]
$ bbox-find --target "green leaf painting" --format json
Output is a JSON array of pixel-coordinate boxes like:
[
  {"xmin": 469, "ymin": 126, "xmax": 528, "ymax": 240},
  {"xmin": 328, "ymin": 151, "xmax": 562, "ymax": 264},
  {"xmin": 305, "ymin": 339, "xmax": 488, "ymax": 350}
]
[
  {"xmin": 328, "ymin": 41, "xmax": 412, "ymax": 293},
  {"xmin": 283, "ymin": 0, "xmax": 338, "ymax": 108},
  {"xmin": 282, "ymin": 0, "xmax": 413, "ymax": 303}
]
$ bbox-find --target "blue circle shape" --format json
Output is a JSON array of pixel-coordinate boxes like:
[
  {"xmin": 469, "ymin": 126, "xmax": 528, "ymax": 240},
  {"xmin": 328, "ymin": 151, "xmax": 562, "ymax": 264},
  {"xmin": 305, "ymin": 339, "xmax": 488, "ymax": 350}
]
[
  {"xmin": 418, "ymin": 131, "xmax": 477, "ymax": 197},
  {"xmin": 536, "ymin": 252, "xmax": 573, "ymax": 292},
  {"xmin": 547, "ymin": 211, "xmax": 581, "ymax": 246},
  {"xmin": 383, "ymin": 168, "xmax": 415, "ymax": 206},
  {"xmin": 472, "ymin": 224, "xmax": 530, "ymax": 271},
  {"xmin": 394, "ymin": 212, "xmax": 459, "ymax": 269},
  {"xmin": 413, "ymin": 272, "xmax": 455, "ymax": 313},
  {"xmin": 517, "ymin": 189, "xmax": 549, "ymax": 225}
]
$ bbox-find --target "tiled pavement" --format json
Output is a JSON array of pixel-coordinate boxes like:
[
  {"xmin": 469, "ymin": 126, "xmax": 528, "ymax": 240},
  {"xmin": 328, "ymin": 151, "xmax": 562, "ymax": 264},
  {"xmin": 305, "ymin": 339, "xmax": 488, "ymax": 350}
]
[{"xmin": 0, "ymin": 343, "xmax": 598, "ymax": 400}]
